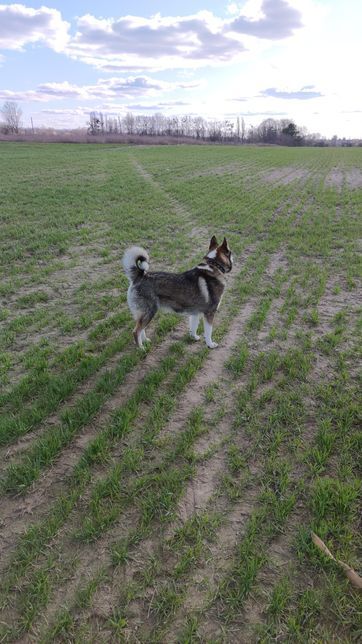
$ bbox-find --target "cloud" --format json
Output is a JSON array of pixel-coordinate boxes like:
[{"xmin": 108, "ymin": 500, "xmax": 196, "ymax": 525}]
[
  {"xmin": 127, "ymin": 100, "xmax": 191, "ymax": 111},
  {"xmin": 0, "ymin": 3, "xmax": 306, "ymax": 72},
  {"xmin": 0, "ymin": 76, "xmax": 200, "ymax": 102},
  {"xmin": 64, "ymin": 2, "xmax": 304, "ymax": 71},
  {"xmin": 65, "ymin": 11, "xmax": 243, "ymax": 71},
  {"xmin": 228, "ymin": 0, "xmax": 303, "ymax": 39},
  {"xmin": 40, "ymin": 107, "xmax": 89, "ymax": 116},
  {"xmin": 227, "ymin": 3, "xmax": 240, "ymax": 15},
  {"xmin": 262, "ymin": 86, "xmax": 323, "ymax": 99},
  {"xmin": 0, "ymin": 3, "xmax": 69, "ymax": 52}
]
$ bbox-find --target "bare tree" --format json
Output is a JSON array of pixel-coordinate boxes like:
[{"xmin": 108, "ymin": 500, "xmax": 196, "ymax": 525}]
[
  {"xmin": 1, "ymin": 101, "xmax": 22, "ymax": 134},
  {"xmin": 257, "ymin": 118, "xmax": 278, "ymax": 143},
  {"xmin": 241, "ymin": 117, "xmax": 246, "ymax": 143},
  {"xmin": 88, "ymin": 112, "xmax": 101, "ymax": 135},
  {"xmin": 124, "ymin": 112, "xmax": 135, "ymax": 135}
]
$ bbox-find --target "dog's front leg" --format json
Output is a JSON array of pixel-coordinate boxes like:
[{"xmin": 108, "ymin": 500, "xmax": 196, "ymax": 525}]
[
  {"xmin": 203, "ymin": 313, "xmax": 218, "ymax": 349},
  {"xmin": 189, "ymin": 314, "xmax": 201, "ymax": 340}
]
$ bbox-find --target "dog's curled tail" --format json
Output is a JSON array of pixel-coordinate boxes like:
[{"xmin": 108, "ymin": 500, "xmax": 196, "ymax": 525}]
[{"xmin": 122, "ymin": 246, "xmax": 150, "ymax": 282}]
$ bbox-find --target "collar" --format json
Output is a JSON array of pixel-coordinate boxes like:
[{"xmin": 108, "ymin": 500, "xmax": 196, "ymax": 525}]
[{"xmin": 205, "ymin": 257, "xmax": 226, "ymax": 274}]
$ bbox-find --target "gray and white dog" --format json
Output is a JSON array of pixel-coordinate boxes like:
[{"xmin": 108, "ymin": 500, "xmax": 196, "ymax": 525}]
[{"xmin": 123, "ymin": 236, "xmax": 233, "ymax": 349}]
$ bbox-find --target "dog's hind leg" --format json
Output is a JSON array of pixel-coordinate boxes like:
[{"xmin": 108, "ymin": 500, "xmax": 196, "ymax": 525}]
[
  {"xmin": 203, "ymin": 312, "xmax": 218, "ymax": 349},
  {"xmin": 140, "ymin": 329, "xmax": 151, "ymax": 344},
  {"xmin": 133, "ymin": 309, "xmax": 156, "ymax": 348},
  {"xmin": 189, "ymin": 314, "xmax": 201, "ymax": 341}
]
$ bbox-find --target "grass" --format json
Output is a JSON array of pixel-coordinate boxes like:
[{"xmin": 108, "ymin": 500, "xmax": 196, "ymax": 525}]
[{"xmin": 0, "ymin": 142, "xmax": 360, "ymax": 643}]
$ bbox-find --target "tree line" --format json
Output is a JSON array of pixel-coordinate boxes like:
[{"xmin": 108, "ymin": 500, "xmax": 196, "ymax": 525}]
[
  {"xmin": 1, "ymin": 101, "xmax": 360, "ymax": 146},
  {"xmin": 87, "ymin": 111, "xmax": 308, "ymax": 145},
  {"xmin": 87, "ymin": 111, "xmax": 360, "ymax": 146}
]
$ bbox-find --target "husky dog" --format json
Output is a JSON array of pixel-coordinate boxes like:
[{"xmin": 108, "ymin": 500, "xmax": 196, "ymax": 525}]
[{"xmin": 122, "ymin": 236, "xmax": 233, "ymax": 349}]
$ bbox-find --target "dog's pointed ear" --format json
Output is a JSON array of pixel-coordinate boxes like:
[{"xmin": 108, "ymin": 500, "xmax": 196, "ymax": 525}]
[
  {"xmin": 220, "ymin": 237, "xmax": 230, "ymax": 252},
  {"xmin": 209, "ymin": 235, "xmax": 218, "ymax": 250}
]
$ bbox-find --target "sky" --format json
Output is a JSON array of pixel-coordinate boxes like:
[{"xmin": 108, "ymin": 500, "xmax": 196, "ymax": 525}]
[{"xmin": 0, "ymin": 0, "xmax": 361, "ymax": 138}]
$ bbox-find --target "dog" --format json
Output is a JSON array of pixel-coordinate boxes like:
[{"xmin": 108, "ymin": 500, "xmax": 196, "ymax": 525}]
[{"xmin": 122, "ymin": 236, "xmax": 233, "ymax": 349}]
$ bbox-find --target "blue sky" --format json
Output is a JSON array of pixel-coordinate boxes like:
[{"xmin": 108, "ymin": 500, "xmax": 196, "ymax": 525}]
[{"xmin": 0, "ymin": 1, "xmax": 361, "ymax": 137}]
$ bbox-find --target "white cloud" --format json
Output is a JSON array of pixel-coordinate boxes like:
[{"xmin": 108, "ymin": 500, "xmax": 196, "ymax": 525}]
[
  {"xmin": 125, "ymin": 99, "xmax": 192, "ymax": 110},
  {"xmin": 228, "ymin": 0, "xmax": 302, "ymax": 39},
  {"xmin": 226, "ymin": 3, "xmax": 240, "ymax": 15},
  {"xmin": 261, "ymin": 86, "xmax": 323, "ymax": 100},
  {"xmin": 0, "ymin": 3, "xmax": 69, "ymax": 52},
  {"xmin": 63, "ymin": 2, "xmax": 303, "ymax": 72},
  {"xmin": 0, "ymin": 76, "xmax": 201, "ymax": 102},
  {"xmin": 65, "ymin": 11, "xmax": 240, "ymax": 71},
  {"xmin": 0, "ymin": 3, "xmax": 307, "ymax": 72}
]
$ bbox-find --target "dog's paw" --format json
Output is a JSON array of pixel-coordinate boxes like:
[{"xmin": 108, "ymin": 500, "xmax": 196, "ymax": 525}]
[
  {"xmin": 144, "ymin": 336, "xmax": 151, "ymax": 343},
  {"xmin": 190, "ymin": 333, "xmax": 201, "ymax": 341},
  {"xmin": 206, "ymin": 341, "xmax": 218, "ymax": 349}
]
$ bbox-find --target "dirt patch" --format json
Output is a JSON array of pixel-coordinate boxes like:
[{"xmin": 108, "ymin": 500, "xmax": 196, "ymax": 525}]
[
  {"xmin": 346, "ymin": 168, "xmax": 362, "ymax": 188},
  {"xmin": 184, "ymin": 162, "xmax": 248, "ymax": 179},
  {"xmin": 325, "ymin": 167, "xmax": 362, "ymax": 190},
  {"xmin": 262, "ymin": 167, "xmax": 310, "ymax": 185},
  {"xmin": 46, "ymin": 254, "xmax": 119, "ymax": 296},
  {"xmin": 177, "ymin": 451, "xmax": 227, "ymax": 524},
  {"xmin": 325, "ymin": 167, "xmax": 343, "ymax": 190}
]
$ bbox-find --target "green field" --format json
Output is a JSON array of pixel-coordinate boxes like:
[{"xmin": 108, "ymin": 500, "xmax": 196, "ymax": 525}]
[{"xmin": 0, "ymin": 142, "xmax": 361, "ymax": 642}]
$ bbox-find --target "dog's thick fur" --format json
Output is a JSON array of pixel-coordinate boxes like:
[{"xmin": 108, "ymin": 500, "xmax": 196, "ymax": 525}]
[{"xmin": 123, "ymin": 236, "xmax": 233, "ymax": 349}]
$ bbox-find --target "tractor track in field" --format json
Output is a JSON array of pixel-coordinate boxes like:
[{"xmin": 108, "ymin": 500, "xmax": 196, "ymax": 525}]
[{"xmin": 131, "ymin": 159, "xmax": 212, "ymax": 242}]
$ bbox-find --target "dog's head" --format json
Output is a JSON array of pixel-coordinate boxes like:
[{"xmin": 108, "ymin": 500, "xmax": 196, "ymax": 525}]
[{"xmin": 206, "ymin": 235, "xmax": 233, "ymax": 273}]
